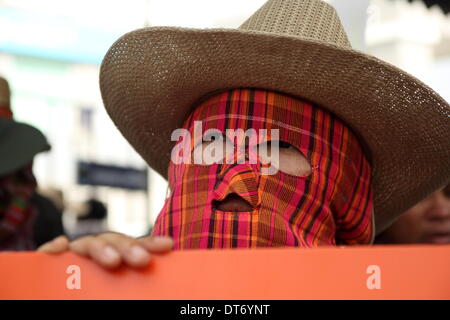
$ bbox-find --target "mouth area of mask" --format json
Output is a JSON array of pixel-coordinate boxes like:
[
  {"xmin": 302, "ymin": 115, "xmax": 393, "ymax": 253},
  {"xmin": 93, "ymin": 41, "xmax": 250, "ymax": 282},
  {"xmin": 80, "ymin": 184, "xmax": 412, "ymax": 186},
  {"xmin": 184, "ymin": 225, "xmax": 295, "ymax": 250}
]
[{"xmin": 213, "ymin": 193, "xmax": 255, "ymax": 212}]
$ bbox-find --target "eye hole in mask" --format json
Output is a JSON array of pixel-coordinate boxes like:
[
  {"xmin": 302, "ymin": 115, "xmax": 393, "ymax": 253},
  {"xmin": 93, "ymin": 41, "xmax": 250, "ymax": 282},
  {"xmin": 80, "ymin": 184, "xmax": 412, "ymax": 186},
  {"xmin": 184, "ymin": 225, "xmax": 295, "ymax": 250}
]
[
  {"xmin": 256, "ymin": 140, "xmax": 312, "ymax": 177},
  {"xmin": 192, "ymin": 130, "xmax": 312, "ymax": 177}
]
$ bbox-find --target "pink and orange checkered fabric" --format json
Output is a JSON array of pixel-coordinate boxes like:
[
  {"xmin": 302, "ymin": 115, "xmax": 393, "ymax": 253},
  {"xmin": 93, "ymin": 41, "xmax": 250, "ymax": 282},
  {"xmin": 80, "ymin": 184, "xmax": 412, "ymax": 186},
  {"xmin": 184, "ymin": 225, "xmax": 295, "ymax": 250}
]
[{"xmin": 153, "ymin": 88, "xmax": 374, "ymax": 248}]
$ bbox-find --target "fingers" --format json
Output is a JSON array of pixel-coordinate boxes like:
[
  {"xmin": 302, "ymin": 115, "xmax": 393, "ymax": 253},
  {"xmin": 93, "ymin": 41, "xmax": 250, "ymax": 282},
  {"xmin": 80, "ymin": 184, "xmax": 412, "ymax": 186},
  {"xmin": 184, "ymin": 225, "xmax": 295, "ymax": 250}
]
[
  {"xmin": 37, "ymin": 236, "xmax": 69, "ymax": 253},
  {"xmin": 138, "ymin": 236, "xmax": 174, "ymax": 253},
  {"xmin": 38, "ymin": 232, "xmax": 174, "ymax": 271},
  {"xmin": 67, "ymin": 233, "xmax": 170, "ymax": 270},
  {"xmin": 95, "ymin": 233, "xmax": 151, "ymax": 269},
  {"xmin": 69, "ymin": 235, "xmax": 122, "ymax": 269}
]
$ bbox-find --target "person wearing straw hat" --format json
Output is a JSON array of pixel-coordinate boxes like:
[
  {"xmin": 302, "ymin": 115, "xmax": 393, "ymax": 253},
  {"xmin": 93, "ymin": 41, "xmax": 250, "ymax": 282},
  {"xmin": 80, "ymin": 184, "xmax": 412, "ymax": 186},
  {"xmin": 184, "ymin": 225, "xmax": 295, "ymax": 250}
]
[
  {"xmin": 0, "ymin": 77, "xmax": 52, "ymax": 250},
  {"xmin": 39, "ymin": 0, "xmax": 450, "ymax": 269}
]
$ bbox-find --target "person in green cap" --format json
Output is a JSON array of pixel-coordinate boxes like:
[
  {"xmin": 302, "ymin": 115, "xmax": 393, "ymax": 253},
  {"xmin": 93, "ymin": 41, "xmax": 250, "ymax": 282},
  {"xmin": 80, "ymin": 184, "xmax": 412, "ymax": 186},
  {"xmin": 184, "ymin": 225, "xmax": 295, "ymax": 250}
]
[{"xmin": 0, "ymin": 76, "xmax": 52, "ymax": 250}]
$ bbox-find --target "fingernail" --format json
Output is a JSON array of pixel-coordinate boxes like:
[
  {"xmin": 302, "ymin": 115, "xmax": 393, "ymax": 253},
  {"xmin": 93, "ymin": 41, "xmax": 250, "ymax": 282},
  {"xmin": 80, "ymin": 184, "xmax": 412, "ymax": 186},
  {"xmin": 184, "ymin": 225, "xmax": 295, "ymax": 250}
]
[
  {"xmin": 53, "ymin": 236, "xmax": 66, "ymax": 244},
  {"xmin": 102, "ymin": 246, "xmax": 120, "ymax": 262},
  {"xmin": 129, "ymin": 246, "xmax": 150, "ymax": 261}
]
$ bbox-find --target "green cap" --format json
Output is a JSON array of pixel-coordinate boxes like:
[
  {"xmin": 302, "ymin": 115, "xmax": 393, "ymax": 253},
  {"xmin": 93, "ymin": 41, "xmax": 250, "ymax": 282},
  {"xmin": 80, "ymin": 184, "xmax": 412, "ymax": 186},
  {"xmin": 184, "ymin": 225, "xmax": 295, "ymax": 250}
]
[{"xmin": 0, "ymin": 118, "xmax": 51, "ymax": 176}]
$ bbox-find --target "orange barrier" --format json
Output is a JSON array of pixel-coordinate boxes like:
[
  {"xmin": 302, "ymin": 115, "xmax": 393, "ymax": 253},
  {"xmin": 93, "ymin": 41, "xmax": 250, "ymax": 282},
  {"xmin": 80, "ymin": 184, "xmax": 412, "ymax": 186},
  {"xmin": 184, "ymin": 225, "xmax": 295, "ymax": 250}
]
[{"xmin": 0, "ymin": 245, "xmax": 449, "ymax": 299}]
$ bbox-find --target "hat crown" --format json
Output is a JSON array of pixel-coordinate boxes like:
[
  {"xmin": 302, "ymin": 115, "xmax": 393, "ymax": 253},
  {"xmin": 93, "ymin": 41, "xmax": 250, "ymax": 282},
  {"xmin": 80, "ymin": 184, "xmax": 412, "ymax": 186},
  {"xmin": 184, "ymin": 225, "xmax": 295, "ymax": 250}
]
[{"xmin": 240, "ymin": 0, "xmax": 351, "ymax": 48}]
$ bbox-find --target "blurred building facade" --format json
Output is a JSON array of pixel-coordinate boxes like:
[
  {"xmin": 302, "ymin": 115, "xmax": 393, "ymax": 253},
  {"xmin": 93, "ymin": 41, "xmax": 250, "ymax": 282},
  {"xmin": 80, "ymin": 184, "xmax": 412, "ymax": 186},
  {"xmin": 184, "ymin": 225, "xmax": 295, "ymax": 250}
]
[
  {"xmin": 0, "ymin": 0, "xmax": 449, "ymax": 237},
  {"xmin": 367, "ymin": 0, "xmax": 450, "ymax": 102},
  {"xmin": 0, "ymin": 0, "xmax": 153, "ymax": 236}
]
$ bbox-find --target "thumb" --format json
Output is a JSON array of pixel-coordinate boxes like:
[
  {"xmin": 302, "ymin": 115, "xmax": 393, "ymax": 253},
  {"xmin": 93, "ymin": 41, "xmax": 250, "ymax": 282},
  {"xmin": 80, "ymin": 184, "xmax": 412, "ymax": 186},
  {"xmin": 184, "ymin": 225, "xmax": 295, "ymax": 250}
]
[
  {"xmin": 138, "ymin": 236, "xmax": 174, "ymax": 253},
  {"xmin": 37, "ymin": 236, "xmax": 70, "ymax": 254}
]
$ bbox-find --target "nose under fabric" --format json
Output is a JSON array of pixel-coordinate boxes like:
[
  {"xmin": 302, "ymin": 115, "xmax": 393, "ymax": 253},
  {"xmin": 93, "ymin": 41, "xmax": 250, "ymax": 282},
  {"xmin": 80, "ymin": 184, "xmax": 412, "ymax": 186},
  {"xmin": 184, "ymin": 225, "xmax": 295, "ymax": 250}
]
[{"xmin": 212, "ymin": 163, "xmax": 261, "ymax": 209}]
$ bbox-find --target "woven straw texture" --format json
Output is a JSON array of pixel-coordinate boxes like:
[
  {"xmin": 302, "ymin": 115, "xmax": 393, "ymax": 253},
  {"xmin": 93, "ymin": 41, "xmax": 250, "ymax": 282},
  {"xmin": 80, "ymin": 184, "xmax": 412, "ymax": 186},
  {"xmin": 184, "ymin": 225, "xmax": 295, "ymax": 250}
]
[{"xmin": 100, "ymin": 0, "xmax": 450, "ymax": 234}]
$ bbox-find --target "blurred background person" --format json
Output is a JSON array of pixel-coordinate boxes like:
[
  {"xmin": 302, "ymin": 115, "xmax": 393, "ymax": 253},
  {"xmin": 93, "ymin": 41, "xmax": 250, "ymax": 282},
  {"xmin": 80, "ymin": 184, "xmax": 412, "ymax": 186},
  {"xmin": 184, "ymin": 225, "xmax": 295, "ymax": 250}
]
[
  {"xmin": 375, "ymin": 186, "xmax": 450, "ymax": 244},
  {"xmin": 0, "ymin": 119, "xmax": 51, "ymax": 250},
  {"xmin": 0, "ymin": 76, "xmax": 64, "ymax": 250},
  {"xmin": 31, "ymin": 188, "xmax": 65, "ymax": 248},
  {"xmin": 0, "ymin": 77, "xmax": 12, "ymax": 117},
  {"xmin": 0, "ymin": 158, "xmax": 38, "ymax": 250}
]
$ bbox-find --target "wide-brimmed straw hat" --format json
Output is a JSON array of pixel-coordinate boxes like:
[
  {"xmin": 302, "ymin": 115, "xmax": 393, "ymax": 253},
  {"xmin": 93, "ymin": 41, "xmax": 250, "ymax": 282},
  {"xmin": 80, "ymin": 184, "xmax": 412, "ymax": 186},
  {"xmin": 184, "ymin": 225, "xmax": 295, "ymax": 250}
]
[{"xmin": 100, "ymin": 0, "xmax": 450, "ymax": 234}]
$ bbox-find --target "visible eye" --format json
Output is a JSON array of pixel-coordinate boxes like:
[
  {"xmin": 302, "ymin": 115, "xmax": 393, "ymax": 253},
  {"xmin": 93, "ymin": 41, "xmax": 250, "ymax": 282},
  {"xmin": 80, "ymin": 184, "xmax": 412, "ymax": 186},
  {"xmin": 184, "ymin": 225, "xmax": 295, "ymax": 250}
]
[
  {"xmin": 204, "ymin": 131, "xmax": 218, "ymax": 142},
  {"xmin": 257, "ymin": 141, "xmax": 312, "ymax": 177},
  {"xmin": 279, "ymin": 141, "xmax": 292, "ymax": 149},
  {"xmin": 443, "ymin": 185, "xmax": 450, "ymax": 199}
]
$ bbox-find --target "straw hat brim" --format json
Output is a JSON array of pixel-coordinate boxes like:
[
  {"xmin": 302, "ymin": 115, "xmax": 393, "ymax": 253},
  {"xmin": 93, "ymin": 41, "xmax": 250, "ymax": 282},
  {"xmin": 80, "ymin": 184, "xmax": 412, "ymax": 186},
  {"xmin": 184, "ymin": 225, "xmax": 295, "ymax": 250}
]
[
  {"xmin": 0, "ymin": 118, "xmax": 50, "ymax": 176},
  {"xmin": 100, "ymin": 27, "xmax": 450, "ymax": 234}
]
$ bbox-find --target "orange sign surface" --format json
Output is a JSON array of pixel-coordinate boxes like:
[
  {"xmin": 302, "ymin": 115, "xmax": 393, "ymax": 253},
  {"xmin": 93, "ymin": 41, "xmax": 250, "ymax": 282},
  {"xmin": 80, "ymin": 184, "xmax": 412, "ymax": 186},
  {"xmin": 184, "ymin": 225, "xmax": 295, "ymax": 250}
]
[{"xmin": 0, "ymin": 245, "xmax": 449, "ymax": 299}]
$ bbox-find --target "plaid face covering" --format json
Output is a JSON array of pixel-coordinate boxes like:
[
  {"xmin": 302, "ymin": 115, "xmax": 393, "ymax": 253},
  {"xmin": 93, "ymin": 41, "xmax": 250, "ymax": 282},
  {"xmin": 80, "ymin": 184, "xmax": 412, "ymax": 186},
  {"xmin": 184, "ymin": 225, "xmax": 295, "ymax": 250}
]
[{"xmin": 152, "ymin": 88, "xmax": 374, "ymax": 248}]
